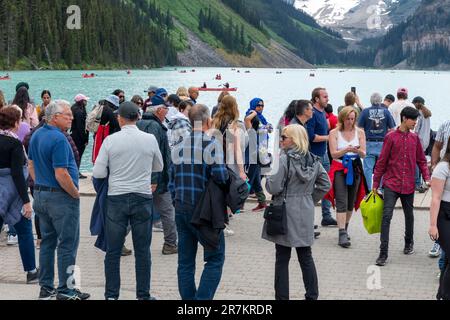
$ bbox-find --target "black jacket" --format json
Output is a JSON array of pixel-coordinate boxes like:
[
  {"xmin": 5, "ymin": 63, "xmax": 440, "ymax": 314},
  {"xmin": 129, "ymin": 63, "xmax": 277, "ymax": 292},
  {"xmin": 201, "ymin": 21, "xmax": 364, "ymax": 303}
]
[
  {"xmin": 191, "ymin": 179, "xmax": 228, "ymax": 251},
  {"xmin": 137, "ymin": 112, "xmax": 171, "ymax": 194},
  {"xmin": 71, "ymin": 103, "xmax": 89, "ymax": 146}
]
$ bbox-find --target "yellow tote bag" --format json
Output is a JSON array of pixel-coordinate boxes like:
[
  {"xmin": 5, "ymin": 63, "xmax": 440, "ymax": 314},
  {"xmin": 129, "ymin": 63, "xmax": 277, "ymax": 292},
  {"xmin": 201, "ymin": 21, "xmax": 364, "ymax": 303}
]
[{"xmin": 360, "ymin": 191, "xmax": 384, "ymax": 234}]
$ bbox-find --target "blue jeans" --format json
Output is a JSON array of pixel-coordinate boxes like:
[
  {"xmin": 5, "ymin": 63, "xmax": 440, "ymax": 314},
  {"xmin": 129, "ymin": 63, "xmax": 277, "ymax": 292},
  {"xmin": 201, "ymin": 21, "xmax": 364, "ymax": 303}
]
[
  {"xmin": 105, "ymin": 193, "xmax": 153, "ymax": 300},
  {"xmin": 0, "ymin": 216, "xmax": 36, "ymax": 272},
  {"xmin": 415, "ymin": 166, "xmax": 422, "ymax": 188},
  {"xmin": 363, "ymin": 142, "xmax": 383, "ymax": 191},
  {"xmin": 319, "ymin": 154, "xmax": 332, "ymax": 220},
  {"xmin": 7, "ymin": 224, "xmax": 17, "ymax": 236},
  {"xmin": 175, "ymin": 209, "xmax": 225, "ymax": 300},
  {"xmin": 33, "ymin": 191, "xmax": 80, "ymax": 293},
  {"xmin": 439, "ymin": 250, "xmax": 446, "ymax": 272}
]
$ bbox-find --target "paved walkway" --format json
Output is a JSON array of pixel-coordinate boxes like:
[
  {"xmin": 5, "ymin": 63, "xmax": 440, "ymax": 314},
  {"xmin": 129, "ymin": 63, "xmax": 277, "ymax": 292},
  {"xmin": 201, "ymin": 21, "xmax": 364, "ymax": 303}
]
[
  {"xmin": 78, "ymin": 174, "xmax": 433, "ymax": 210},
  {"xmin": 0, "ymin": 193, "xmax": 439, "ymax": 300}
]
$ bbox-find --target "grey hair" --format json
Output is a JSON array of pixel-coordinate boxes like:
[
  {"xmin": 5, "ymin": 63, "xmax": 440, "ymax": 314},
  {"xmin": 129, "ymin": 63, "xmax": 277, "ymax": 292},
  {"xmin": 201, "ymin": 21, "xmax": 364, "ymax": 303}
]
[
  {"xmin": 45, "ymin": 99, "xmax": 71, "ymax": 120},
  {"xmin": 188, "ymin": 104, "xmax": 210, "ymax": 125},
  {"xmin": 370, "ymin": 93, "xmax": 383, "ymax": 106}
]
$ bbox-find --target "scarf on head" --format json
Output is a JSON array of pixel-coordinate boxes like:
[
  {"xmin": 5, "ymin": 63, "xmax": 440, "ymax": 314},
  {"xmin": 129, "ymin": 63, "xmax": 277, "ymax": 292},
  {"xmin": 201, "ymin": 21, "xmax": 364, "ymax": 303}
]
[{"xmin": 246, "ymin": 98, "xmax": 268, "ymax": 126}]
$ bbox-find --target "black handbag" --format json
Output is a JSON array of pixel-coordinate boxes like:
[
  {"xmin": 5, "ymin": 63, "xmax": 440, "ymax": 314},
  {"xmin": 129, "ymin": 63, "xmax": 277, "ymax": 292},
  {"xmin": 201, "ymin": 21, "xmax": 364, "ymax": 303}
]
[{"xmin": 264, "ymin": 158, "xmax": 290, "ymax": 236}]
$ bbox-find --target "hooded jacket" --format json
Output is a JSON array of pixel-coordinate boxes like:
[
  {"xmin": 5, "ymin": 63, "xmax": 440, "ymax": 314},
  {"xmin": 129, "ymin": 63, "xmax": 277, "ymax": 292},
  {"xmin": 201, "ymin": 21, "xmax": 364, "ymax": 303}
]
[
  {"xmin": 137, "ymin": 112, "xmax": 171, "ymax": 194},
  {"xmin": 262, "ymin": 149, "xmax": 331, "ymax": 248},
  {"xmin": 168, "ymin": 112, "xmax": 192, "ymax": 148}
]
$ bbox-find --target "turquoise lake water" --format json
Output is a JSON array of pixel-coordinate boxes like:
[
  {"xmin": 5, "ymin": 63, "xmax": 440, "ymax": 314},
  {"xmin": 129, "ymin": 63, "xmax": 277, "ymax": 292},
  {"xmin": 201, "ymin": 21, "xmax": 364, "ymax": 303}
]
[{"xmin": 1, "ymin": 67, "xmax": 449, "ymax": 171}]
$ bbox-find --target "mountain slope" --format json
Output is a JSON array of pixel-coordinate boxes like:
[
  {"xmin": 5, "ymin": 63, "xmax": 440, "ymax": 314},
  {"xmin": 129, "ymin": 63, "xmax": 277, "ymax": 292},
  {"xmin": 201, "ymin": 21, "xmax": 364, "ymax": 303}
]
[
  {"xmin": 374, "ymin": 0, "xmax": 450, "ymax": 69},
  {"xmin": 0, "ymin": 0, "xmax": 178, "ymax": 70}
]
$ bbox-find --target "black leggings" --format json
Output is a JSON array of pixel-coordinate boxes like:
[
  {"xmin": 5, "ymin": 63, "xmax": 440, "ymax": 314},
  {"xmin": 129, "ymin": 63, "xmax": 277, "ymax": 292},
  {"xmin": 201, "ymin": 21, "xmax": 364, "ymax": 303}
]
[
  {"xmin": 438, "ymin": 201, "xmax": 450, "ymax": 300},
  {"xmin": 275, "ymin": 244, "xmax": 319, "ymax": 300}
]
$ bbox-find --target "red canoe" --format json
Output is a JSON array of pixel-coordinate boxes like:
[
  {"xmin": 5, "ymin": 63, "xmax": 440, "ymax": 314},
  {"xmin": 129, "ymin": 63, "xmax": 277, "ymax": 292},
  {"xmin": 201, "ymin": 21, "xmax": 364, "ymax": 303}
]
[
  {"xmin": 198, "ymin": 87, "xmax": 237, "ymax": 92},
  {"xmin": 0, "ymin": 76, "xmax": 10, "ymax": 80},
  {"xmin": 82, "ymin": 74, "xmax": 95, "ymax": 78}
]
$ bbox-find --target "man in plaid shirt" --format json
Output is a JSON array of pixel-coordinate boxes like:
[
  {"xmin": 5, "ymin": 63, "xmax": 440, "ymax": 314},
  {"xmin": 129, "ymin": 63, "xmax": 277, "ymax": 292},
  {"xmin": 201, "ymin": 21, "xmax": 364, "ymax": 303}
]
[
  {"xmin": 373, "ymin": 107, "xmax": 431, "ymax": 267},
  {"xmin": 169, "ymin": 104, "xmax": 229, "ymax": 300}
]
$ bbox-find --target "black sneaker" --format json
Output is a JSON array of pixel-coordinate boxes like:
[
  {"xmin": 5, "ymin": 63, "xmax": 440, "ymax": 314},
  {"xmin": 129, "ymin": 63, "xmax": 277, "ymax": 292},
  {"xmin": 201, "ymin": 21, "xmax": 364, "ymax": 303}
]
[
  {"xmin": 39, "ymin": 287, "xmax": 57, "ymax": 300},
  {"xmin": 404, "ymin": 244, "xmax": 415, "ymax": 255},
  {"xmin": 56, "ymin": 289, "xmax": 91, "ymax": 301},
  {"xmin": 376, "ymin": 254, "xmax": 388, "ymax": 266},
  {"xmin": 321, "ymin": 218, "xmax": 338, "ymax": 227},
  {"xmin": 27, "ymin": 268, "xmax": 39, "ymax": 284}
]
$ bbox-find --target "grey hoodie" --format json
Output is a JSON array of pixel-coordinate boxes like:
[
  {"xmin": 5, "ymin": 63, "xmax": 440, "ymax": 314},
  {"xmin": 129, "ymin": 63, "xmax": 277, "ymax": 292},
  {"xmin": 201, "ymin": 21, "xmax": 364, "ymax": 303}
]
[{"xmin": 262, "ymin": 149, "xmax": 331, "ymax": 248}]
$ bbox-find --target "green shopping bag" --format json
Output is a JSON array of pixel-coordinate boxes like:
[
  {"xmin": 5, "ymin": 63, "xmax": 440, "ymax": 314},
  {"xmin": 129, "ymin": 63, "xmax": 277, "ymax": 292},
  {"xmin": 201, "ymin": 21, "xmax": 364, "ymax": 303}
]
[{"xmin": 360, "ymin": 191, "xmax": 384, "ymax": 234}]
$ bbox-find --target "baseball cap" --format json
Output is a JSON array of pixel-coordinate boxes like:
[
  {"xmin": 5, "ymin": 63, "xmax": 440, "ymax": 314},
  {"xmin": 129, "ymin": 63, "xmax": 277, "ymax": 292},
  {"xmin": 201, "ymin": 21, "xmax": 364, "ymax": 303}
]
[
  {"xmin": 156, "ymin": 88, "xmax": 168, "ymax": 97},
  {"xmin": 145, "ymin": 86, "xmax": 158, "ymax": 93},
  {"xmin": 397, "ymin": 88, "xmax": 408, "ymax": 95},
  {"xmin": 105, "ymin": 95, "xmax": 120, "ymax": 108},
  {"xmin": 151, "ymin": 95, "xmax": 166, "ymax": 107},
  {"xmin": 118, "ymin": 101, "xmax": 140, "ymax": 120},
  {"xmin": 74, "ymin": 94, "xmax": 90, "ymax": 103},
  {"xmin": 385, "ymin": 94, "xmax": 395, "ymax": 102},
  {"xmin": 412, "ymin": 96, "xmax": 425, "ymax": 104}
]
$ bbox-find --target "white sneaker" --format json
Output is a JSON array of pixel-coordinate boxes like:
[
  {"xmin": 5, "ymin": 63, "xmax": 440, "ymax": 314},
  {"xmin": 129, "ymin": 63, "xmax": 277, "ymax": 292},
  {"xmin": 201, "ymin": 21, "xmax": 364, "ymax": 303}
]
[
  {"xmin": 429, "ymin": 242, "xmax": 441, "ymax": 258},
  {"xmin": 7, "ymin": 235, "xmax": 18, "ymax": 246},
  {"xmin": 224, "ymin": 227, "xmax": 235, "ymax": 237}
]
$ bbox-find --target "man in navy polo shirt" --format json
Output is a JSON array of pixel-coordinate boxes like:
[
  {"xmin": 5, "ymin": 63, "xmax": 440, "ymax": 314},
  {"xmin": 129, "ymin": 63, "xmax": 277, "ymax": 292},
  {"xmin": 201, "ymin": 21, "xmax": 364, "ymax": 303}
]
[
  {"xmin": 358, "ymin": 93, "xmax": 396, "ymax": 190},
  {"xmin": 307, "ymin": 88, "xmax": 337, "ymax": 227},
  {"xmin": 29, "ymin": 100, "xmax": 90, "ymax": 301}
]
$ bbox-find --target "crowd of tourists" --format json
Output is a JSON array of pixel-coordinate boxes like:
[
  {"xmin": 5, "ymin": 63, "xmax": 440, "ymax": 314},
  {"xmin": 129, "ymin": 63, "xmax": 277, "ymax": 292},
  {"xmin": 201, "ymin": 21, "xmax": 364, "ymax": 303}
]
[{"xmin": 0, "ymin": 82, "xmax": 449, "ymax": 301}]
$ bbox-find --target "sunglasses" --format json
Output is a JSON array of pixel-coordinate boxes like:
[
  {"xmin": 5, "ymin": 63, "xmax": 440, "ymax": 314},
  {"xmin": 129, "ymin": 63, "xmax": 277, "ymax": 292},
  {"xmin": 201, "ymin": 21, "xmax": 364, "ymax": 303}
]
[
  {"xmin": 281, "ymin": 135, "xmax": 289, "ymax": 141},
  {"xmin": 257, "ymin": 104, "xmax": 264, "ymax": 107},
  {"xmin": 119, "ymin": 95, "xmax": 125, "ymax": 99}
]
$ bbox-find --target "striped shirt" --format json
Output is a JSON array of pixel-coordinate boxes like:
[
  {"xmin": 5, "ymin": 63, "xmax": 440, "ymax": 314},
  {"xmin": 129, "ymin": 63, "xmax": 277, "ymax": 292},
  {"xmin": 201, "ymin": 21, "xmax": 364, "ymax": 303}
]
[
  {"xmin": 436, "ymin": 120, "xmax": 450, "ymax": 160},
  {"xmin": 373, "ymin": 128, "xmax": 430, "ymax": 194},
  {"xmin": 169, "ymin": 131, "xmax": 229, "ymax": 210}
]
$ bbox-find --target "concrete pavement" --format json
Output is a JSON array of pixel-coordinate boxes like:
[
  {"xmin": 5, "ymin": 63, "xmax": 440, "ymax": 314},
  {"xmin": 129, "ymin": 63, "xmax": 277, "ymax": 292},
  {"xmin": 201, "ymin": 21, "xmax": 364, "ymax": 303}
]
[{"xmin": 0, "ymin": 194, "xmax": 440, "ymax": 300}]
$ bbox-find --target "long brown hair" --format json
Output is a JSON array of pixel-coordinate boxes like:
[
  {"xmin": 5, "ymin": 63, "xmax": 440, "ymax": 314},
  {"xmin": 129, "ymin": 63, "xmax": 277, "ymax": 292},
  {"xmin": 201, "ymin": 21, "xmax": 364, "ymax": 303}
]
[
  {"xmin": 415, "ymin": 102, "xmax": 432, "ymax": 119},
  {"xmin": 443, "ymin": 139, "xmax": 450, "ymax": 168},
  {"xmin": 212, "ymin": 95, "xmax": 239, "ymax": 130}
]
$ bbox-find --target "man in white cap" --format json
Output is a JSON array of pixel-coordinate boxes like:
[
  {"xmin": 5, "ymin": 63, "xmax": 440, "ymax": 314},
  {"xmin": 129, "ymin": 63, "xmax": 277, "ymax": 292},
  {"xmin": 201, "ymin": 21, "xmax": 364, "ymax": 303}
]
[{"xmin": 71, "ymin": 94, "xmax": 90, "ymax": 179}]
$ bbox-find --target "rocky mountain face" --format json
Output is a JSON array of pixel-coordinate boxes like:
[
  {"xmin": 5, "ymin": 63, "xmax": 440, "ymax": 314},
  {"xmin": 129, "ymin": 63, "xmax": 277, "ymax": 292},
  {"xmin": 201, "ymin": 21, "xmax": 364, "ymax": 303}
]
[
  {"xmin": 293, "ymin": 0, "xmax": 421, "ymax": 42},
  {"xmin": 374, "ymin": 0, "xmax": 450, "ymax": 69}
]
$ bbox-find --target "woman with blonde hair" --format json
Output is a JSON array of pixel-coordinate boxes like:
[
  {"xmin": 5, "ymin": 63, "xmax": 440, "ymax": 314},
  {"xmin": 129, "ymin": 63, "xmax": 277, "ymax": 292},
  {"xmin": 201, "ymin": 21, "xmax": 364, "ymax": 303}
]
[
  {"xmin": 263, "ymin": 124, "xmax": 331, "ymax": 300},
  {"xmin": 176, "ymin": 87, "xmax": 190, "ymax": 101},
  {"xmin": 326, "ymin": 107, "xmax": 367, "ymax": 248}
]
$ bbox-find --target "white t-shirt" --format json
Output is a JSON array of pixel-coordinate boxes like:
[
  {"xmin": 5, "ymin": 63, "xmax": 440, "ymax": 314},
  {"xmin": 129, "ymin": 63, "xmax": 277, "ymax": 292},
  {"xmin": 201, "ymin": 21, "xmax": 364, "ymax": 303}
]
[
  {"xmin": 432, "ymin": 161, "xmax": 450, "ymax": 203},
  {"xmin": 389, "ymin": 100, "xmax": 415, "ymax": 127},
  {"xmin": 93, "ymin": 125, "xmax": 164, "ymax": 196}
]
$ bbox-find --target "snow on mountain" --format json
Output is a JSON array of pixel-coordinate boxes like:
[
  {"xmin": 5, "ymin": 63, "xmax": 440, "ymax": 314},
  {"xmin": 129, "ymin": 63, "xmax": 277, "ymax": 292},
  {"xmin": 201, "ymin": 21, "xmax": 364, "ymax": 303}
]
[
  {"xmin": 294, "ymin": 0, "xmax": 361, "ymax": 25},
  {"xmin": 292, "ymin": 0, "xmax": 420, "ymax": 42}
]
